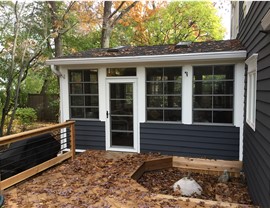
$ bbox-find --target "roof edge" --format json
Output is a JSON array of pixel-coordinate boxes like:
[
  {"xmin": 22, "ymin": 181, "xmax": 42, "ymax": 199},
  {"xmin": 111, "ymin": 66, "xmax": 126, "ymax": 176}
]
[{"xmin": 46, "ymin": 50, "xmax": 247, "ymax": 66}]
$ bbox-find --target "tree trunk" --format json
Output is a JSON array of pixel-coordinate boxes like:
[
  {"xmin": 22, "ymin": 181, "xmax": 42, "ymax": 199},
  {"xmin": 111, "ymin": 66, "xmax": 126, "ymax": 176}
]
[
  {"xmin": 54, "ymin": 34, "xmax": 62, "ymax": 57},
  {"xmin": 47, "ymin": 1, "xmax": 63, "ymax": 57},
  {"xmin": 101, "ymin": 26, "xmax": 113, "ymax": 48},
  {"xmin": 0, "ymin": 3, "xmax": 21, "ymax": 136},
  {"xmin": 6, "ymin": 67, "xmax": 24, "ymax": 135},
  {"xmin": 101, "ymin": 1, "xmax": 112, "ymax": 48},
  {"xmin": 101, "ymin": 1, "xmax": 138, "ymax": 48}
]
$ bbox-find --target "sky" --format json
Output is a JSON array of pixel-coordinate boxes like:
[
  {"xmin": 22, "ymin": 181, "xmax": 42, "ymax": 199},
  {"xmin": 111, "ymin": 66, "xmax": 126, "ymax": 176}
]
[{"xmin": 213, "ymin": 0, "xmax": 231, "ymax": 39}]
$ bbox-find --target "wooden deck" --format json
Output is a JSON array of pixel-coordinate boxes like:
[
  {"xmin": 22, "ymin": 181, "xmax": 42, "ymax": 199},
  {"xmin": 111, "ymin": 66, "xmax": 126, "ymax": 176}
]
[{"xmin": 3, "ymin": 150, "xmax": 250, "ymax": 208}]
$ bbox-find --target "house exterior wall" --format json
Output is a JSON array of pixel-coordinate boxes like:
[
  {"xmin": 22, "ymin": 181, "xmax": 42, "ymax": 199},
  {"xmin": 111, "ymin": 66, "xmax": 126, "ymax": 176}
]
[
  {"xmin": 235, "ymin": 1, "xmax": 270, "ymax": 207},
  {"xmin": 57, "ymin": 56, "xmax": 245, "ymax": 161},
  {"xmin": 74, "ymin": 120, "xmax": 105, "ymax": 150},
  {"xmin": 140, "ymin": 123, "xmax": 239, "ymax": 160}
]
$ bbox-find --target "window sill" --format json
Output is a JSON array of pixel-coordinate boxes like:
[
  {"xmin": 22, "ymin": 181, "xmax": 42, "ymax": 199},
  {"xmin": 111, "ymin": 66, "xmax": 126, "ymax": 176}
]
[{"xmin": 192, "ymin": 122, "xmax": 234, "ymax": 127}]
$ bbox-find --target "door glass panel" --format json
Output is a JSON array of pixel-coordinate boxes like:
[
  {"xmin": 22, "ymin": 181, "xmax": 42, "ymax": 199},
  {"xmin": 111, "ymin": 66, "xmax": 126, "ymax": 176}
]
[
  {"xmin": 71, "ymin": 96, "xmax": 84, "ymax": 106},
  {"xmin": 110, "ymin": 83, "xmax": 133, "ymax": 147}
]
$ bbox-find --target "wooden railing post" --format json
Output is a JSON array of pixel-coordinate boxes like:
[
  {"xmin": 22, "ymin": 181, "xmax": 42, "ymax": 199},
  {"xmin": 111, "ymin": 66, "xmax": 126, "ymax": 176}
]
[{"xmin": 70, "ymin": 122, "xmax": 76, "ymax": 160}]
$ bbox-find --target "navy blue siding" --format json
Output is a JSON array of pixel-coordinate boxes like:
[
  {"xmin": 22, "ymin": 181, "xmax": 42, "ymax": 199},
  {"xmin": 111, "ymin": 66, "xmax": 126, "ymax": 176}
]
[
  {"xmin": 140, "ymin": 123, "xmax": 239, "ymax": 160},
  {"xmin": 74, "ymin": 120, "xmax": 105, "ymax": 150},
  {"xmin": 238, "ymin": 2, "xmax": 270, "ymax": 207}
]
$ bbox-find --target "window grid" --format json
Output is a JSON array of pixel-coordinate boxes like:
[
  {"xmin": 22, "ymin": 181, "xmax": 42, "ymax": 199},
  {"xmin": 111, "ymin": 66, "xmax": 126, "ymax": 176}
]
[
  {"xmin": 193, "ymin": 65, "xmax": 234, "ymax": 124},
  {"xmin": 69, "ymin": 69, "xmax": 99, "ymax": 119},
  {"xmin": 146, "ymin": 67, "xmax": 182, "ymax": 122}
]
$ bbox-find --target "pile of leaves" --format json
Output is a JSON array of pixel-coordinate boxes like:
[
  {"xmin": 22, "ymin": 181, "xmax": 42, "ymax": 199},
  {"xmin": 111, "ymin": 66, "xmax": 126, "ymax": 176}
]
[
  {"xmin": 4, "ymin": 150, "xmax": 254, "ymax": 207},
  {"xmin": 138, "ymin": 167, "xmax": 253, "ymax": 205}
]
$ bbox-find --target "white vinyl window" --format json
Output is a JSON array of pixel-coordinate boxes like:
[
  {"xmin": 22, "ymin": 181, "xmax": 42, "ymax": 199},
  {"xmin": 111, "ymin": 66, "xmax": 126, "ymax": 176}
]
[
  {"xmin": 245, "ymin": 54, "xmax": 258, "ymax": 131},
  {"xmin": 146, "ymin": 67, "xmax": 182, "ymax": 122},
  {"xmin": 193, "ymin": 65, "xmax": 234, "ymax": 124},
  {"xmin": 69, "ymin": 69, "xmax": 99, "ymax": 119}
]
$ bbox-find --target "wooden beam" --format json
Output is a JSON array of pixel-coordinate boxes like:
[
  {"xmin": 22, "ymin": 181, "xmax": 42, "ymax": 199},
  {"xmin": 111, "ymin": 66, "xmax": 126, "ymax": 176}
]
[
  {"xmin": 131, "ymin": 157, "xmax": 172, "ymax": 180},
  {"xmin": 173, "ymin": 156, "xmax": 242, "ymax": 176},
  {"xmin": 144, "ymin": 157, "xmax": 173, "ymax": 172},
  {"xmin": 130, "ymin": 163, "xmax": 146, "ymax": 180},
  {"xmin": 155, "ymin": 193, "xmax": 254, "ymax": 208},
  {"xmin": 0, "ymin": 121, "xmax": 75, "ymax": 146},
  {"xmin": 0, "ymin": 152, "xmax": 72, "ymax": 190}
]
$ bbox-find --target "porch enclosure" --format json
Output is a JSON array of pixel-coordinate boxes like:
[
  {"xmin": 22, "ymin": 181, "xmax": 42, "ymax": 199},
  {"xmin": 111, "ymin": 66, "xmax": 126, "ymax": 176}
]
[{"xmin": 68, "ymin": 64, "xmax": 241, "ymax": 160}]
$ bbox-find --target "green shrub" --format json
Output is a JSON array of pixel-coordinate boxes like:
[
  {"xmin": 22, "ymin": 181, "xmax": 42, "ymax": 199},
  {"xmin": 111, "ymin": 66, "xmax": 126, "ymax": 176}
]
[{"xmin": 15, "ymin": 107, "xmax": 37, "ymax": 126}]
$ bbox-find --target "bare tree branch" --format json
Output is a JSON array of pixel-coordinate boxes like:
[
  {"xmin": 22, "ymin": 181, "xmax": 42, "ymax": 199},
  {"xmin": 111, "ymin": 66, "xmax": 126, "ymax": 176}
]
[
  {"xmin": 108, "ymin": 1, "xmax": 125, "ymax": 19},
  {"xmin": 61, "ymin": 1, "xmax": 76, "ymax": 22},
  {"xmin": 111, "ymin": 1, "xmax": 138, "ymax": 27}
]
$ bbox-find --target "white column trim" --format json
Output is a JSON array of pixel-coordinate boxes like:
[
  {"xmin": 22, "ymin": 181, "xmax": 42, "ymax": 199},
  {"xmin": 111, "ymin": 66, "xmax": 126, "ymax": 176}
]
[
  {"xmin": 98, "ymin": 67, "xmax": 106, "ymax": 121},
  {"xmin": 137, "ymin": 67, "xmax": 146, "ymax": 123},
  {"xmin": 59, "ymin": 67, "xmax": 69, "ymax": 122},
  {"xmin": 182, "ymin": 65, "xmax": 193, "ymax": 124},
  {"xmin": 234, "ymin": 63, "xmax": 245, "ymax": 161},
  {"xmin": 137, "ymin": 66, "xmax": 145, "ymax": 153}
]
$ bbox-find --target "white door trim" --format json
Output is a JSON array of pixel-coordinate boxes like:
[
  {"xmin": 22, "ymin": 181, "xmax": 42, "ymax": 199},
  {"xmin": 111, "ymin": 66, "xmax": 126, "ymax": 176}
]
[{"xmin": 105, "ymin": 78, "xmax": 138, "ymax": 153}]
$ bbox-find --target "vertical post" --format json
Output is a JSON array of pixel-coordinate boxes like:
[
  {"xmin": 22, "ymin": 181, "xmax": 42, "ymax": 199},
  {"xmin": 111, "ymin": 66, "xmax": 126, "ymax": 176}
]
[{"xmin": 70, "ymin": 122, "xmax": 76, "ymax": 160}]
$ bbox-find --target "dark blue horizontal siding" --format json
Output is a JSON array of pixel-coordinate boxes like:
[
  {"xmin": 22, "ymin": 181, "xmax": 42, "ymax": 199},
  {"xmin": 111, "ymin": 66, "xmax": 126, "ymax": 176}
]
[
  {"xmin": 73, "ymin": 120, "xmax": 105, "ymax": 150},
  {"xmin": 140, "ymin": 123, "xmax": 239, "ymax": 160},
  {"xmin": 238, "ymin": 1, "xmax": 270, "ymax": 207}
]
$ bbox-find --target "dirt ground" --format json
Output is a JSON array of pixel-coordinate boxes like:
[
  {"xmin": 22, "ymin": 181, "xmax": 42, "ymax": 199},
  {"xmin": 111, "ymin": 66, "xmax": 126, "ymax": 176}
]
[
  {"xmin": 3, "ymin": 150, "xmax": 255, "ymax": 208},
  {"xmin": 138, "ymin": 167, "xmax": 253, "ymax": 205}
]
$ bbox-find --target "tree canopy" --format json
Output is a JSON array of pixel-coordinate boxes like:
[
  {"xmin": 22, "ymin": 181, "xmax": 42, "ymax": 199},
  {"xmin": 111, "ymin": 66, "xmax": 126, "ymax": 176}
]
[
  {"xmin": 0, "ymin": 1, "xmax": 226, "ymax": 135},
  {"xmin": 111, "ymin": 1, "xmax": 225, "ymax": 46}
]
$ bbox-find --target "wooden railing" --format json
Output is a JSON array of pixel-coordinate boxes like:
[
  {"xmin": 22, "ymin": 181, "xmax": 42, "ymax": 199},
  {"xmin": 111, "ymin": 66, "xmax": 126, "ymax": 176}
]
[{"xmin": 0, "ymin": 121, "xmax": 75, "ymax": 190}]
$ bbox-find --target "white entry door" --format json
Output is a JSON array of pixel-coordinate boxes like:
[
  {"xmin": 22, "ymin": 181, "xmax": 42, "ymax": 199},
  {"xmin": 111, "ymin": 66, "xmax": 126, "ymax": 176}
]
[{"xmin": 106, "ymin": 78, "xmax": 138, "ymax": 152}]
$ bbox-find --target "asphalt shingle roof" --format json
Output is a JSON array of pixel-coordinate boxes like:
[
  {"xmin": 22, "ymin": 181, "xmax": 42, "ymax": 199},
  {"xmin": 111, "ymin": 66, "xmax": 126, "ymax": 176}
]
[{"xmin": 58, "ymin": 39, "xmax": 245, "ymax": 59}]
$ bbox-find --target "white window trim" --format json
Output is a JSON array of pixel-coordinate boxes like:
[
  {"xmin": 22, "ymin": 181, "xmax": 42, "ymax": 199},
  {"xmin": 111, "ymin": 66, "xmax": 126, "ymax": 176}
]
[{"xmin": 245, "ymin": 54, "xmax": 258, "ymax": 131}]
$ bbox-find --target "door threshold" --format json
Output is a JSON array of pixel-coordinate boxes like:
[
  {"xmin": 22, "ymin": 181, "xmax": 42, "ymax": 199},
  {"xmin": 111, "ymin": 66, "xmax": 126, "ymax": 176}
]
[{"xmin": 107, "ymin": 147, "xmax": 138, "ymax": 153}]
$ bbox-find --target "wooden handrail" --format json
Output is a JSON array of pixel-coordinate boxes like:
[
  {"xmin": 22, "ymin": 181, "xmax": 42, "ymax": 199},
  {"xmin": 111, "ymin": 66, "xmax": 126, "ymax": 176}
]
[{"xmin": 0, "ymin": 121, "xmax": 75, "ymax": 146}]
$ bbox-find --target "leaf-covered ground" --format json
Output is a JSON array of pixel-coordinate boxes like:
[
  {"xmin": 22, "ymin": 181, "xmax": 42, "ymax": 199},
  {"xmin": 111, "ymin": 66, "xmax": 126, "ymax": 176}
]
[
  {"xmin": 137, "ymin": 168, "xmax": 253, "ymax": 205},
  {"xmin": 4, "ymin": 150, "xmax": 255, "ymax": 208}
]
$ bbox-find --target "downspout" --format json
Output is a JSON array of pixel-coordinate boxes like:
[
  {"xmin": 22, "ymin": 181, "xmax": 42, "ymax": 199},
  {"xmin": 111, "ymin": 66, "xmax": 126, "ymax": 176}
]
[
  {"xmin": 50, "ymin": 65, "xmax": 64, "ymax": 124},
  {"xmin": 50, "ymin": 65, "xmax": 64, "ymax": 78}
]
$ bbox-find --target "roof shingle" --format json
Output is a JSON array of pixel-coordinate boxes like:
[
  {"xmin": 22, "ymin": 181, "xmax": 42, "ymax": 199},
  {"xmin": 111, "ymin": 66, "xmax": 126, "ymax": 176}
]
[{"xmin": 58, "ymin": 39, "xmax": 245, "ymax": 59}]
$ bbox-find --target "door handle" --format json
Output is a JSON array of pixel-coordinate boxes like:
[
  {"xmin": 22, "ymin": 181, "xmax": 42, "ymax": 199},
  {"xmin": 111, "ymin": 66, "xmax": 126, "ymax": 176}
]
[{"xmin": 106, "ymin": 111, "xmax": 109, "ymax": 118}]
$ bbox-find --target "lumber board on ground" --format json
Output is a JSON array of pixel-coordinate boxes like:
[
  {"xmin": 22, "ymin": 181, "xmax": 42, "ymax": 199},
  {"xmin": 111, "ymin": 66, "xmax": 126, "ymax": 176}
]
[
  {"xmin": 155, "ymin": 193, "xmax": 254, "ymax": 208},
  {"xmin": 144, "ymin": 157, "xmax": 173, "ymax": 171},
  {"xmin": 131, "ymin": 157, "xmax": 172, "ymax": 180},
  {"xmin": 173, "ymin": 156, "xmax": 242, "ymax": 176},
  {"xmin": 131, "ymin": 163, "xmax": 146, "ymax": 180}
]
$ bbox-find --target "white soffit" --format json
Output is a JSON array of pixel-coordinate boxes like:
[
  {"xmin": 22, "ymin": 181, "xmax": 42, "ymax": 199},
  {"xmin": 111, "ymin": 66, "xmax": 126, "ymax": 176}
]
[{"xmin": 46, "ymin": 50, "xmax": 247, "ymax": 66}]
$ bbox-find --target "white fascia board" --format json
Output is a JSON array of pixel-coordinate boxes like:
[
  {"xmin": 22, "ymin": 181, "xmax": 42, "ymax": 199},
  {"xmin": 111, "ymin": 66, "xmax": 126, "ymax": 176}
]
[{"xmin": 46, "ymin": 51, "xmax": 247, "ymax": 66}]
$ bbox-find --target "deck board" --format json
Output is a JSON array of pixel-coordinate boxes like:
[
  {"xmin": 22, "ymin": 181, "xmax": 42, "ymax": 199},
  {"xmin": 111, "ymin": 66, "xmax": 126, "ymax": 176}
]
[{"xmin": 3, "ymin": 150, "xmax": 253, "ymax": 208}]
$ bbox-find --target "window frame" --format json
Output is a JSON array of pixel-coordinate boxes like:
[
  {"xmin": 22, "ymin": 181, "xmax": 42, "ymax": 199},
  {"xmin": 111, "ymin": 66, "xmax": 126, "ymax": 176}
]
[
  {"xmin": 69, "ymin": 69, "xmax": 99, "ymax": 119},
  {"xmin": 145, "ymin": 66, "xmax": 182, "ymax": 122},
  {"xmin": 245, "ymin": 54, "xmax": 258, "ymax": 131},
  {"xmin": 107, "ymin": 68, "xmax": 137, "ymax": 77},
  {"xmin": 192, "ymin": 65, "xmax": 235, "ymax": 125}
]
